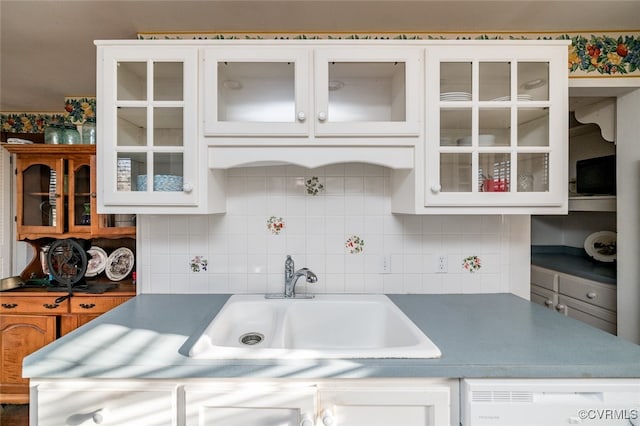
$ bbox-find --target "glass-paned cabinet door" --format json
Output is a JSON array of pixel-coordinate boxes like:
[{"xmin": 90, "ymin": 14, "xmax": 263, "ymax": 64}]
[
  {"xmin": 100, "ymin": 47, "xmax": 197, "ymax": 207},
  {"xmin": 314, "ymin": 48, "xmax": 422, "ymax": 136},
  {"xmin": 67, "ymin": 158, "xmax": 92, "ymax": 234},
  {"xmin": 203, "ymin": 47, "xmax": 310, "ymax": 136},
  {"xmin": 16, "ymin": 157, "xmax": 64, "ymax": 235},
  {"xmin": 425, "ymin": 44, "xmax": 567, "ymax": 208}
]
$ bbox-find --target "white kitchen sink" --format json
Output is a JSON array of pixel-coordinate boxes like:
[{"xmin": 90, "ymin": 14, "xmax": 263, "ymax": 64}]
[{"xmin": 188, "ymin": 294, "xmax": 441, "ymax": 359}]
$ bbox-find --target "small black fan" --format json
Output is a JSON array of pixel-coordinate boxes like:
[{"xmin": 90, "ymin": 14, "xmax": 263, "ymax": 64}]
[{"xmin": 47, "ymin": 239, "xmax": 88, "ymax": 302}]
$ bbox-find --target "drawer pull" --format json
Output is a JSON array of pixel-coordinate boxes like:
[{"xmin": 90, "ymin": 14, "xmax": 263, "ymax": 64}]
[
  {"xmin": 80, "ymin": 303, "xmax": 96, "ymax": 309},
  {"xmin": 556, "ymin": 304, "xmax": 566, "ymax": 312},
  {"xmin": 587, "ymin": 292, "xmax": 597, "ymax": 299},
  {"xmin": 1, "ymin": 303, "xmax": 18, "ymax": 309},
  {"xmin": 544, "ymin": 300, "xmax": 554, "ymax": 307},
  {"xmin": 43, "ymin": 303, "xmax": 59, "ymax": 309}
]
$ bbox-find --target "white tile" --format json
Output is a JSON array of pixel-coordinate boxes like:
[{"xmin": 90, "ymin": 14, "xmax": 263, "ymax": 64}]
[
  {"xmin": 403, "ymin": 215, "xmax": 423, "ymax": 234},
  {"xmin": 247, "ymin": 235, "xmax": 268, "ymax": 255},
  {"xmin": 383, "ymin": 234, "xmax": 403, "ymax": 253},
  {"xmin": 208, "ymin": 274, "xmax": 230, "ymax": 293},
  {"xmin": 149, "ymin": 273, "xmax": 171, "ymax": 293},
  {"xmin": 383, "ymin": 275, "xmax": 403, "ymax": 294},
  {"xmin": 285, "ymin": 216, "xmax": 306, "ymax": 235},
  {"xmin": 228, "ymin": 274, "xmax": 248, "ymax": 293},
  {"xmin": 345, "ymin": 275, "xmax": 365, "ymax": 293},
  {"xmin": 325, "ymin": 234, "xmax": 346, "ymax": 254},
  {"xmin": 422, "ymin": 275, "xmax": 445, "ymax": 293},
  {"xmin": 208, "ymin": 214, "xmax": 227, "ymax": 236},
  {"xmin": 247, "ymin": 274, "xmax": 268, "ymax": 294},
  {"xmin": 362, "ymin": 234, "xmax": 383, "ymax": 255},
  {"xmin": 188, "ymin": 215, "xmax": 209, "ymax": 235},
  {"xmin": 150, "ymin": 254, "xmax": 171, "ymax": 274},
  {"xmin": 168, "ymin": 216, "xmax": 189, "ymax": 235},
  {"xmin": 390, "ymin": 254, "xmax": 405, "ymax": 274},
  {"xmin": 169, "ymin": 235, "xmax": 189, "ymax": 254},
  {"xmin": 266, "ymin": 176, "xmax": 286, "ymax": 193},
  {"xmin": 363, "ymin": 274, "xmax": 384, "ymax": 293},
  {"xmin": 364, "ymin": 216, "xmax": 384, "ymax": 235},
  {"xmin": 364, "ymin": 176, "xmax": 384, "ymax": 195},
  {"xmin": 481, "ymin": 274, "xmax": 502, "ymax": 293},
  {"xmin": 169, "ymin": 274, "xmax": 189, "ymax": 293},
  {"xmin": 228, "ymin": 254, "xmax": 248, "ymax": 273},
  {"xmin": 148, "ymin": 235, "xmax": 170, "ymax": 254},
  {"xmin": 227, "ymin": 216, "xmax": 248, "ymax": 234},
  {"xmin": 345, "ymin": 254, "xmax": 364, "ymax": 274},
  {"xmin": 344, "ymin": 163, "xmax": 364, "ymax": 176},
  {"xmin": 363, "ymin": 195, "xmax": 386, "ymax": 215},
  {"xmin": 247, "ymin": 254, "xmax": 268, "ymax": 274},
  {"xmin": 345, "ymin": 176, "xmax": 364, "ymax": 194},
  {"xmin": 325, "ymin": 216, "xmax": 345, "ymax": 233},
  {"xmin": 286, "ymin": 196, "xmax": 306, "ymax": 216},
  {"xmin": 189, "ymin": 274, "xmax": 210, "ymax": 293},
  {"xmin": 209, "ymin": 237, "xmax": 228, "ymax": 255},
  {"xmin": 345, "ymin": 195, "xmax": 364, "ymax": 216},
  {"xmin": 306, "ymin": 195, "xmax": 325, "ymax": 213},
  {"xmin": 422, "ymin": 216, "xmax": 443, "ymax": 234},
  {"xmin": 286, "ymin": 235, "xmax": 307, "ymax": 254},
  {"xmin": 325, "ymin": 196, "xmax": 346, "ymax": 215},
  {"xmin": 324, "ymin": 274, "xmax": 345, "ymax": 293},
  {"xmin": 363, "ymin": 164, "xmax": 386, "ymax": 176},
  {"xmin": 306, "ymin": 235, "xmax": 326, "ymax": 255},
  {"xmin": 324, "ymin": 164, "xmax": 345, "ymax": 176},
  {"xmin": 266, "ymin": 196, "xmax": 287, "ymax": 215},
  {"xmin": 403, "ymin": 254, "xmax": 423, "ymax": 274},
  {"xmin": 404, "ymin": 274, "xmax": 423, "ymax": 293},
  {"xmin": 267, "ymin": 235, "xmax": 286, "ymax": 253},
  {"xmin": 325, "ymin": 176, "xmax": 345, "ymax": 195},
  {"xmin": 227, "ymin": 234, "xmax": 248, "ymax": 254},
  {"xmin": 383, "ymin": 215, "xmax": 404, "ymax": 234},
  {"xmin": 207, "ymin": 254, "xmax": 229, "ymax": 274},
  {"xmin": 345, "ymin": 216, "xmax": 365, "ymax": 235},
  {"xmin": 325, "ymin": 254, "xmax": 345, "ymax": 273},
  {"xmin": 246, "ymin": 176, "xmax": 267, "ymax": 194},
  {"xmin": 306, "ymin": 216, "xmax": 326, "ymax": 234},
  {"xmin": 189, "ymin": 235, "xmax": 208, "ymax": 254},
  {"xmin": 403, "ymin": 234, "xmax": 423, "ymax": 254},
  {"xmin": 305, "ymin": 254, "xmax": 326, "ymax": 273},
  {"xmin": 286, "ymin": 165, "xmax": 308, "ymax": 177},
  {"xmin": 286, "ymin": 176, "xmax": 307, "ymax": 195}
]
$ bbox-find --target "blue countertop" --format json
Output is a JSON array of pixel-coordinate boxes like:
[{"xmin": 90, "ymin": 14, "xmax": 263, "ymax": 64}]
[
  {"xmin": 23, "ymin": 293, "xmax": 640, "ymax": 380},
  {"xmin": 531, "ymin": 245, "xmax": 616, "ymax": 285}
]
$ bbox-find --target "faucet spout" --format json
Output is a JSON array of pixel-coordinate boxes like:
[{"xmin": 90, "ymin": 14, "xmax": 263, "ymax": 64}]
[{"xmin": 284, "ymin": 255, "xmax": 317, "ymax": 298}]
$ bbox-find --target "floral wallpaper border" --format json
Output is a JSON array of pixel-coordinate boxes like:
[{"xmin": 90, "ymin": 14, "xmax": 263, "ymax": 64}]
[
  {"xmin": 139, "ymin": 31, "xmax": 640, "ymax": 78},
  {"xmin": 1, "ymin": 97, "xmax": 95, "ymax": 133}
]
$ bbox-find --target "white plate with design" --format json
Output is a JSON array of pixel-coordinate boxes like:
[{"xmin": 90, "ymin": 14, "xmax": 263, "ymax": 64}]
[
  {"xmin": 85, "ymin": 246, "xmax": 108, "ymax": 277},
  {"xmin": 584, "ymin": 231, "xmax": 617, "ymax": 262},
  {"xmin": 105, "ymin": 247, "xmax": 135, "ymax": 281}
]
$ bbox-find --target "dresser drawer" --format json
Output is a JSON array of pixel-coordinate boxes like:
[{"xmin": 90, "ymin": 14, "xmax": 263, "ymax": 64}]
[
  {"xmin": 69, "ymin": 296, "xmax": 131, "ymax": 314},
  {"xmin": 531, "ymin": 266, "xmax": 557, "ymax": 291},
  {"xmin": 0, "ymin": 296, "xmax": 68, "ymax": 314},
  {"xmin": 558, "ymin": 274, "xmax": 616, "ymax": 311}
]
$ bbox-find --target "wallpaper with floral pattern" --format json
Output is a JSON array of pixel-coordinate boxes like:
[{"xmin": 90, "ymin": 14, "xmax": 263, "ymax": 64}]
[{"xmin": 1, "ymin": 97, "xmax": 95, "ymax": 134}]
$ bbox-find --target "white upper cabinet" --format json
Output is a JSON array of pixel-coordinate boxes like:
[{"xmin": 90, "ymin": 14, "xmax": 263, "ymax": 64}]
[
  {"xmin": 419, "ymin": 42, "xmax": 568, "ymax": 213},
  {"xmin": 203, "ymin": 44, "xmax": 422, "ymax": 139},
  {"xmin": 97, "ymin": 43, "xmax": 224, "ymax": 214}
]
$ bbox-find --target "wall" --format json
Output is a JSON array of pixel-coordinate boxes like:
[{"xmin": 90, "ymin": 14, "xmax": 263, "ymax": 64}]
[{"xmin": 137, "ymin": 163, "xmax": 528, "ymax": 296}]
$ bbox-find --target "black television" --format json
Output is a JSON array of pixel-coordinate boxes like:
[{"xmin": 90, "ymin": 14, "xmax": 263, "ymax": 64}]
[{"xmin": 576, "ymin": 154, "xmax": 616, "ymax": 195}]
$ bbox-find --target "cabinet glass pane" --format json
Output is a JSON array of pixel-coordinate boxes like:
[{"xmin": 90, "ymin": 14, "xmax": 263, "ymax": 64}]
[
  {"xmin": 153, "ymin": 107, "xmax": 183, "ymax": 147},
  {"xmin": 479, "ymin": 153, "xmax": 510, "ymax": 192},
  {"xmin": 117, "ymin": 108, "xmax": 147, "ymax": 147},
  {"xmin": 154, "ymin": 62, "xmax": 183, "ymax": 101},
  {"xmin": 22, "ymin": 165, "xmax": 56, "ymax": 226},
  {"xmin": 440, "ymin": 109, "xmax": 471, "ymax": 146},
  {"xmin": 154, "ymin": 153, "xmax": 184, "ymax": 192},
  {"xmin": 518, "ymin": 62, "xmax": 549, "ymax": 101},
  {"xmin": 440, "ymin": 62, "xmax": 472, "ymax": 99},
  {"xmin": 117, "ymin": 62, "xmax": 146, "ymax": 101},
  {"xmin": 479, "ymin": 62, "xmax": 510, "ymax": 101},
  {"xmin": 327, "ymin": 62, "xmax": 406, "ymax": 122},
  {"xmin": 518, "ymin": 108, "xmax": 549, "ymax": 146},
  {"xmin": 117, "ymin": 153, "xmax": 146, "ymax": 192},
  {"xmin": 479, "ymin": 108, "xmax": 510, "ymax": 146},
  {"xmin": 518, "ymin": 153, "xmax": 549, "ymax": 192},
  {"xmin": 73, "ymin": 164, "xmax": 91, "ymax": 227},
  {"xmin": 217, "ymin": 62, "xmax": 295, "ymax": 123},
  {"xmin": 441, "ymin": 153, "xmax": 472, "ymax": 192}
]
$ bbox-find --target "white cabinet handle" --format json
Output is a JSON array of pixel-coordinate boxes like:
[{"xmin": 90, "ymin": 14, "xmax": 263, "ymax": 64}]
[
  {"xmin": 321, "ymin": 409, "xmax": 335, "ymax": 426},
  {"xmin": 92, "ymin": 409, "xmax": 106, "ymax": 424},
  {"xmin": 297, "ymin": 111, "xmax": 306, "ymax": 122},
  {"xmin": 317, "ymin": 112, "xmax": 327, "ymax": 122},
  {"xmin": 430, "ymin": 184, "xmax": 441, "ymax": 194},
  {"xmin": 556, "ymin": 304, "xmax": 566, "ymax": 312},
  {"xmin": 544, "ymin": 300, "xmax": 554, "ymax": 307},
  {"xmin": 299, "ymin": 413, "xmax": 314, "ymax": 426},
  {"xmin": 183, "ymin": 182, "xmax": 194, "ymax": 193},
  {"xmin": 587, "ymin": 291, "xmax": 597, "ymax": 299}
]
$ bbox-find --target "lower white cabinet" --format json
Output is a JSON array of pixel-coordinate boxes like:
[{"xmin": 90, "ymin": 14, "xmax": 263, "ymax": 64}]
[{"xmin": 31, "ymin": 378, "xmax": 456, "ymax": 426}]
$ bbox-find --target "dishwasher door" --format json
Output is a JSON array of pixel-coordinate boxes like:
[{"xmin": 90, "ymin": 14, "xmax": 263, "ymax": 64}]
[{"xmin": 461, "ymin": 379, "xmax": 640, "ymax": 426}]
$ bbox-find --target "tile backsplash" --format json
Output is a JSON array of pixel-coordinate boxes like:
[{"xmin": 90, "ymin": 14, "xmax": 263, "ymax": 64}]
[{"xmin": 138, "ymin": 164, "xmax": 521, "ymax": 295}]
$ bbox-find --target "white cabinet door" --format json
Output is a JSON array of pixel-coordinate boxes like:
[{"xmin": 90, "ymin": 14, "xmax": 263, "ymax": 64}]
[
  {"xmin": 34, "ymin": 381, "xmax": 177, "ymax": 426},
  {"xmin": 203, "ymin": 47, "xmax": 311, "ymax": 136},
  {"xmin": 424, "ymin": 43, "xmax": 568, "ymax": 210},
  {"xmin": 184, "ymin": 382, "xmax": 316, "ymax": 426},
  {"xmin": 317, "ymin": 383, "xmax": 451, "ymax": 426},
  {"xmin": 313, "ymin": 47, "xmax": 422, "ymax": 137},
  {"xmin": 98, "ymin": 46, "xmax": 200, "ymax": 211}
]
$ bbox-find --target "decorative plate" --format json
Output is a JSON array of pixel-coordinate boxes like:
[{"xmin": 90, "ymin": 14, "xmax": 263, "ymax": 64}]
[
  {"xmin": 584, "ymin": 231, "xmax": 617, "ymax": 262},
  {"xmin": 105, "ymin": 247, "xmax": 135, "ymax": 281},
  {"xmin": 85, "ymin": 246, "xmax": 108, "ymax": 277}
]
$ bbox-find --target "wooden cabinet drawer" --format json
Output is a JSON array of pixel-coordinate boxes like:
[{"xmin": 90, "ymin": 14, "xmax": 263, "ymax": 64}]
[
  {"xmin": 69, "ymin": 296, "xmax": 131, "ymax": 314},
  {"xmin": 531, "ymin": 266, "xmax": 557, "ymax": 291},
  {"xmin": 0, "ymin": 297, "xmax": 68, "ymax": 314},
  {"xmin": 558, "ymin": 275, "xmax": 616, "ymax": 311}
]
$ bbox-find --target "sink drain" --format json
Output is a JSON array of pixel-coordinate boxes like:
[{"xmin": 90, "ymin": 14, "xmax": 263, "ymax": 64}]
[{"xmin": 239, "ymin": 332, "xmax": 264, "ymax": 346}]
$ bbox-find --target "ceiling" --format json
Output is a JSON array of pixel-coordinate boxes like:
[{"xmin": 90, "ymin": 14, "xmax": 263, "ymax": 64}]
[{"xmin": 1, "ymin": 0, "xmax": 639, "ymax": 112}]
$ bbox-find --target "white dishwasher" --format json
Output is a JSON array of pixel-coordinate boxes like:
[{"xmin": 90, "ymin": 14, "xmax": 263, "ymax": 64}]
[{"xmin": 461, "ymin": 378, "xmax": 640, "ymax": 425}]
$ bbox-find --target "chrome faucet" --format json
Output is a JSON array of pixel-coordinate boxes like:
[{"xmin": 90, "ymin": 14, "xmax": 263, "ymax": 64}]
[{"xmin": 284, "ymin": 255, "xmax": 317, "ymax": 298}]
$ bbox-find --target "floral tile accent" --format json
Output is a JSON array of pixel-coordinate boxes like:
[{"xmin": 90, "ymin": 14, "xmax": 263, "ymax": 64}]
[
  {"xmin": 305, "ymin": 176, "xmax": 325, "ymax": 196},
  {"xmin": 138, "ymin": 31, "xmax": 640, "ymax": 77},
  {"xmin": 190, "ymin": 256, "xmax": 208, "ymax": 272},
  {"xmin": 267, "ymin": 216, "xmax": 285, "ymax": 235},
  {"xmin": 462, "ymin": 255, "xmax": 482, "ymax": 273},
  {"xmin": 64, "ymin": 96, "xmax": 96, "ymax": 124},
  {"xmin": 346, "ymin": 235, "xmax": 365, "ymax": 254},
  {"xmin": 1, "ymin": 112, "xmax": 65, "ymax": 133}
]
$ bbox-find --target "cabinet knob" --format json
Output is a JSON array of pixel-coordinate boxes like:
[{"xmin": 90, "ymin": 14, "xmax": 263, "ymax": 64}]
[
  {"xmin": 556, "ymin": 304, "xmax": 566, "ymax": 312},
  {"xmin": 587, "ymin": 291, "xmax": 597, "ymax": 299},
  {"xmin": 183, "ymin": 182, "xmax": 194, "ymax": 193},
  {"xmin": 91, "ymin": 192, "xmax": 97, "ymax": 198},
  {"xmin": 544, "ymin": 300, "xmax": 554, "ymax": 307},
  {"xmin": 430, "ymin": 184, "xmax": 441, "ymax": 194},
  {"xmin": 297, "ymin": 111, "xmax": 306, "ymax": 122},
  {"xmin": 1, "ymin": 303, "xmax": 18, "ymax": 309},
  {"xmin": 317, "ymin": 112, "xmax": 327, "ymax": 122},
  {"xmin": 299, "ymin": 413, "xmax": 314, "ymax": 426},
  {"xmin": 321, "ymin": 409, "xmax": 335, "ymax": 426},
  {"xmin": 43, "ymin": 303, "xmax": 59, "ymax": 309},
  {"xmin": 79, "ymin": 303, "xmax": 96, "ymax": 309}
]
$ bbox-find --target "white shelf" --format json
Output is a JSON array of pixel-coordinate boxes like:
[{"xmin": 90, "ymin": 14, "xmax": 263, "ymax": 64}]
[{"xmin": 568, "ymin": 195, "xmax": 616, "ymax": 212}]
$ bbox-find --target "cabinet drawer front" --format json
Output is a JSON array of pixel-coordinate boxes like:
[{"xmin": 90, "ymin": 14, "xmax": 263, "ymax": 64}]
[
  {"xmin": 531, "ymin": 266, "xmax": 557, "ymax": 291},
  {"xmin": 558, "ymin": 275, "xmax": 616, "ymax": 311},
  {"xmin": 69, "ymin": 296, "xmax": 131, "ymax": 314},
  {"xmin": 558, "ymin": 295, "xmax": 617, "ymax": 334},
  {"xmin": 530, "ymin": 285, "xmax": 557, "ymax": 309},
  {"xmin": 0, "ymin": 297, "xmax": 68, "ymax": 314}
]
